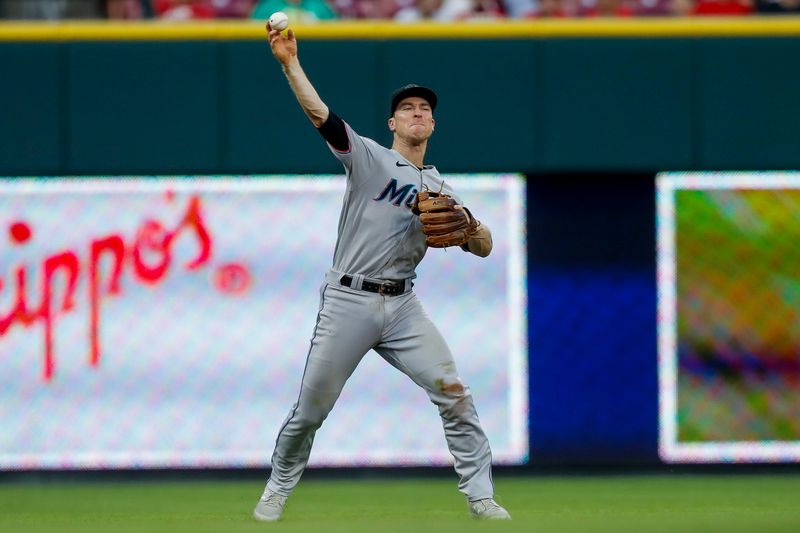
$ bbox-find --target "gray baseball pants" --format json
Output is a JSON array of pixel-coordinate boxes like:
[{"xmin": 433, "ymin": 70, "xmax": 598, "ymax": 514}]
[{"xmin": 265, "ymin": 273, "xmax": 495, "ymax": 501}]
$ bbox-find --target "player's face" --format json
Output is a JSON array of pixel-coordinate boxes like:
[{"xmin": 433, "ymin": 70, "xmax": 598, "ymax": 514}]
[{"xmin": 389, "ymin": 97, "xmax": 435, "ymax": 143}]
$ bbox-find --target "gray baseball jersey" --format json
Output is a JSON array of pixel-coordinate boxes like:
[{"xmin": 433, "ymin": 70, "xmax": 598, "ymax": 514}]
[
  {"xmin": 328, "ymin": 121, "xmax": 461, "ymax": 281},
  {"xmin": 264, "ymin": 118, "xmax": 496, "ymax": 504}
]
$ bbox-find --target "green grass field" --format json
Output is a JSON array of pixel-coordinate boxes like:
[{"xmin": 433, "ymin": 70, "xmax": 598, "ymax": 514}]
[{"xmin": 1, "ymin": 474, "xmax": 799, "ymax": 533}]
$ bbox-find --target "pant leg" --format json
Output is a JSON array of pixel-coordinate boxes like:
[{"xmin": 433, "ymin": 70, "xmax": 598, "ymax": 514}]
[
  {"xmin": 267, "ymin": 284, "xmax": 381, "ymax": 495},
  {"xmin": 375, "ymin": 292, "xmax": 495, "ymax": 501}
]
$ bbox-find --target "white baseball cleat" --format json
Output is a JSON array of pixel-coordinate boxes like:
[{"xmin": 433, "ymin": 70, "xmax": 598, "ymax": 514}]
[
  {"xmin": 468, "ymin": 498, "xmax": 512, "ymax": 520},
  {"xmin": 253, "ymin": 489, "xmax": 288, "ymax": 522}
]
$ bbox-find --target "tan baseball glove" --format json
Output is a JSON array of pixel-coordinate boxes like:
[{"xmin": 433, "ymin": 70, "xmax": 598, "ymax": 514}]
[{"xmin": 414, "ymin": 190, "xmax": 479, "ymax": 248}]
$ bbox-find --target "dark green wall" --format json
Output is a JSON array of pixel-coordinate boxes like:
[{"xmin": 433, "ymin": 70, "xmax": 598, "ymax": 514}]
[{"xmin": 2, "ymin": 37, "xmax": 799, "ymax": 176}]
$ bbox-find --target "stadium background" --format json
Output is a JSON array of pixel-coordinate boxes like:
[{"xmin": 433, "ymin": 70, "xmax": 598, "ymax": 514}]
[{"xmin": 2, "ymin": 18, "xmax": 800, "ymax": 471}]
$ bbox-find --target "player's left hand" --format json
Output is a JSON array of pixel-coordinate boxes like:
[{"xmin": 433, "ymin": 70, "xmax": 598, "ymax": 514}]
[{"xmin": 415, "ymin": 191, "xmax": 479, "ymax": 248}]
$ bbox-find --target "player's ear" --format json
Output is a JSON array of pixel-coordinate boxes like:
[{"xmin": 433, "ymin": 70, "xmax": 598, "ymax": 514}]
[
  {"xmin": 388, "ymin": 117, "xmax": 395, "ymax": 132},
  {"xmin": 431, "ymin": 117, "xmax": 435, "ymax": 131}
]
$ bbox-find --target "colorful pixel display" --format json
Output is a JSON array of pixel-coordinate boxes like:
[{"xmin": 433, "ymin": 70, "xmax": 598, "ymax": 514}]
[{"xmin": 658, "ymin": 172, "xmax": 800, "ymax": 462}]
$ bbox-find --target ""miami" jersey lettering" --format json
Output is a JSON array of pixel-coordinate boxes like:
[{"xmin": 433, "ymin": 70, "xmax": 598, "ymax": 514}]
[{"xmin": 374, "ymin": 178, "xmax": 418, "ymax": 209}]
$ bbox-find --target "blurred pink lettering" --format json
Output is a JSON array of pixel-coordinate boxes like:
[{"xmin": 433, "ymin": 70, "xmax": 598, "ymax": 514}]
[{"xmin": 0, "ymin": 194, "xmax": 213, "ymax": 382}]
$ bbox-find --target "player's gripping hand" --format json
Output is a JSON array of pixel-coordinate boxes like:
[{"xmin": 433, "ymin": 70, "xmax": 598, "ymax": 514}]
[
  {"xmin": 266, "ymin": 23, "xmax": 297, "ymax": 67},
  {"xmin": 414, "ymin": 191, "xmax": 480, "ymax": 248}
]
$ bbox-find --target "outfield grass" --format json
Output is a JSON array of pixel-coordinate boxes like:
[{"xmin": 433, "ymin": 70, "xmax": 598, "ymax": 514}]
[{"xmin": 1, "ymin": 474, "xmax": 799, "ymax": 533}]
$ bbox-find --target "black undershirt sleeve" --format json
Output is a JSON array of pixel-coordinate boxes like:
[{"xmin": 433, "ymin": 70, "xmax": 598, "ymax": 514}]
[{"xmin": 316, "ymin": 112, "xmax": 349, "ymax": 152}]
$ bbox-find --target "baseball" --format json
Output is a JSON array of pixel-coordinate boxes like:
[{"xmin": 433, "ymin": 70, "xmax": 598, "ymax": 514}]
[{"xmin": 269, "ymin": 11, "xmax": 289, "ymax": 32}]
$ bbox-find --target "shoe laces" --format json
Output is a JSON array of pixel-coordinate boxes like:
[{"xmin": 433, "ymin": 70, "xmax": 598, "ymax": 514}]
[
  {"xmin": 473, "ymin": 498, "xmax": 500, "ymax": 512},
  {"xmin": 261, "ymin": 491, "xmax": 287, "ymax": 506}
]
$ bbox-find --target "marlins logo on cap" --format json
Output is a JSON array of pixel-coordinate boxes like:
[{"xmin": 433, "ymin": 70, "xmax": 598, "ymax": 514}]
[{"xmin": 390, "ymin": 84, "xmax": 438, "ymax": 116}]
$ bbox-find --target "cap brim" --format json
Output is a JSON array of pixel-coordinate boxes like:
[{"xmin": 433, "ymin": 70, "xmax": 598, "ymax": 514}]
[{"xmin": 391, "ymin": 86, "xmax": 437, "ymax": 115}]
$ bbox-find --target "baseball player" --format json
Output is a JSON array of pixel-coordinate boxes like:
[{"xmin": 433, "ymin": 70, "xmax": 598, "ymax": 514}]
[{"xmin": 253, "ymin": 22, "xmax": 511, "ymax": 522}]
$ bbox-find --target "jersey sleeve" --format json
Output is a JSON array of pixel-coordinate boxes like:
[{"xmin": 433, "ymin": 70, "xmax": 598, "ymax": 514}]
[
  {"xmin": 318, "ymin": 113, "xmax": 375, "ymax": 188},
  {"xmin": 317, "ymin": 112, "xmax": 349, "ymax": 152}
]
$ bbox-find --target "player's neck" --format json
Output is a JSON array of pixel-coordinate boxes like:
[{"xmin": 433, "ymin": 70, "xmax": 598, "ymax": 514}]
[{"xmin": 392, "ymin": 139, "xmax": 428, "ymax": 169}]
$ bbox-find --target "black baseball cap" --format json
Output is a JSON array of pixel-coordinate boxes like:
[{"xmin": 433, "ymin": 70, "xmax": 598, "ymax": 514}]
[{"xmin": 390, "ymin": 84, "xmax": 438, "ymax": 116}]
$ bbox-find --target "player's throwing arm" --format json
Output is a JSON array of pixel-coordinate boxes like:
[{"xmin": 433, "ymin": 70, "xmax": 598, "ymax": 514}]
[{"xmin": 267, "ymin": 17, "xmax": 329, "ymax": 128}]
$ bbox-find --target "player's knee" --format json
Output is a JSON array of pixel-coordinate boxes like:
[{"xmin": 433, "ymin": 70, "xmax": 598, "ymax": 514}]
[
  {"xmin": 293, "ymin": 395, "xmax": 336, "ymax": 429},
  {"xmin": 432, "ymin": 378, "xmax": 473, "ymax": 418},
  {"xmin": 292, "ymin": 410, "xmax": 327, "ymax": 431},
  {"xmin": 435, "ymin": 378, "xmax": 466, "ymax": 397}
]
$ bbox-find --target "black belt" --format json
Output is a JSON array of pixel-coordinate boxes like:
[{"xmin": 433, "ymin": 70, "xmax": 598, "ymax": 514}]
[{"xmin": 340, "ymin": 275, "xmax": 408, "ymax": 296}]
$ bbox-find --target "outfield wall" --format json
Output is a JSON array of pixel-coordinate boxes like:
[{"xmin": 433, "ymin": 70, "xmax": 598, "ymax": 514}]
[
  {"xmin": 2, "ymin": 19, "xmax": 800, "ymax": 176},
  {"xmin": 2, "ymin": 20, "xmax": 799, "ymax": 468}
]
